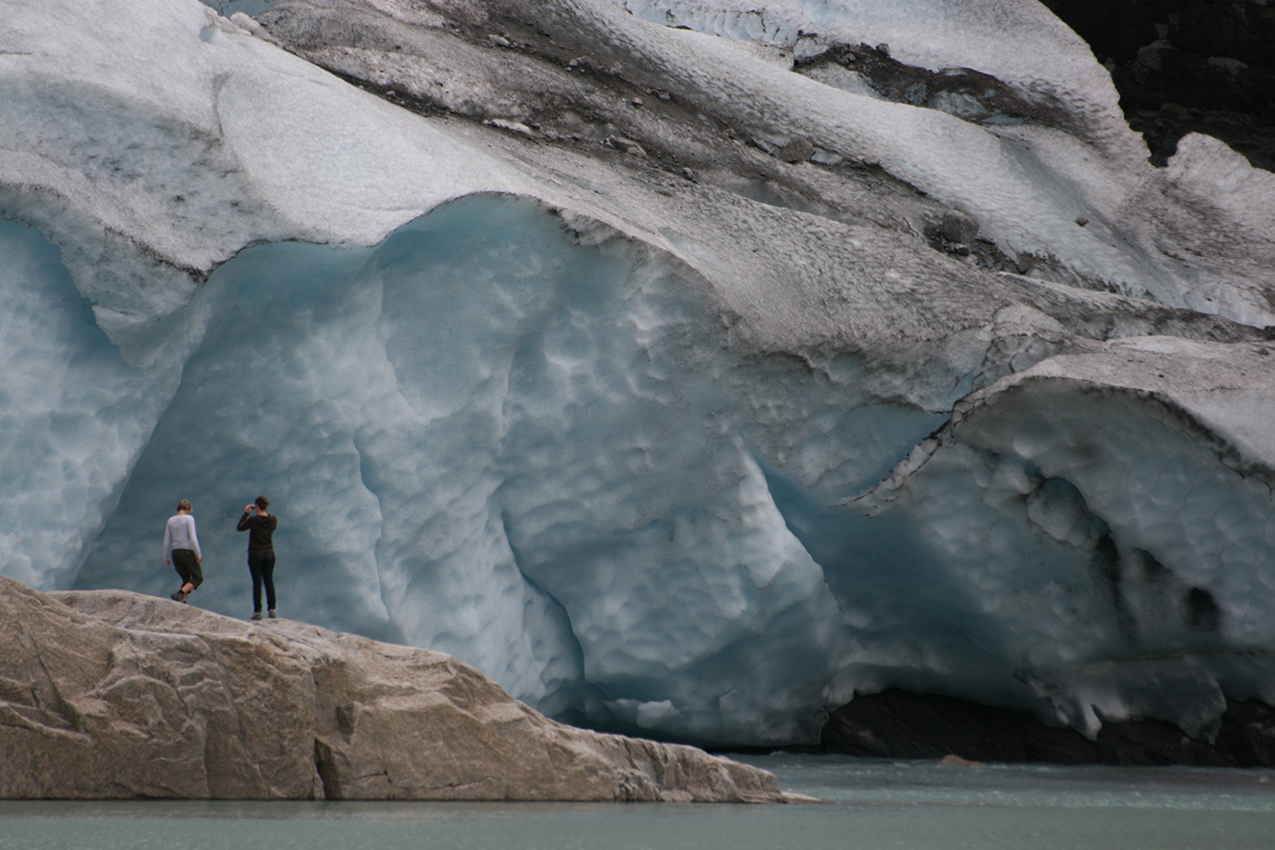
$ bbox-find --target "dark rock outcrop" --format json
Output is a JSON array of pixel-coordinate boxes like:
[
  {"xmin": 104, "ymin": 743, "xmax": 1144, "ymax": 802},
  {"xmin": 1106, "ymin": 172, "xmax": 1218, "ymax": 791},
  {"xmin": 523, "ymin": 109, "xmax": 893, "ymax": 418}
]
[
  {"xmin": 819, "ymin": 688, "xmax": 1275, "ymax": 767},
  {"xmin": 940, "ymin": 209, "xmax": 979, "ymax": 245},
  {"xmin": 794, "ymin": 40, "xmax": 1084, "ymax": 135},
  {"xmin": 0, "ymin": 577, "xmax": 798, "ymax": 801},
  {"xmin": 1042, "ymin": 0, "xmax": 1275, "ymax": 171}
]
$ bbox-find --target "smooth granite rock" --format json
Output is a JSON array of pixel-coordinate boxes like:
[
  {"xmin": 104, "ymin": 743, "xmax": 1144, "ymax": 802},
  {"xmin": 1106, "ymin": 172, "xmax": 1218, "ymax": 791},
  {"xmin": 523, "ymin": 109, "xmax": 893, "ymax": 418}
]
[{"xmin": 0, "ymin": 577, "xmax": 794, "ymax": 801}]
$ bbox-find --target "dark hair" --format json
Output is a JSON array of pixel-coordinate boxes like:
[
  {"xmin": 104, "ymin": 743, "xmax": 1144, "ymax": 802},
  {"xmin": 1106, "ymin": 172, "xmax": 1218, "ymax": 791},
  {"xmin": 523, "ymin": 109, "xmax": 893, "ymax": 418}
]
[
  {"xmin": 255, "ymin": 496, "xmax": 269, "ymax": 510},
  {"xmin": 178, "ymin": 499, "xmax": 192, "ymax": 512}
]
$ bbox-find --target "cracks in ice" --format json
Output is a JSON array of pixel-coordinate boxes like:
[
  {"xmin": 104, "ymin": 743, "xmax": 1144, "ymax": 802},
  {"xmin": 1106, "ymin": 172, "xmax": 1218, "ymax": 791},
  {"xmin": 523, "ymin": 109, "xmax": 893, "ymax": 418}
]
[
  {"xmin": 351, "ymin": 427, "xmax": 397, "ymax": 642},
  {"xmin": 1091, "ymin": 531, "xmax": 1138, "ymax": 644},
  {"xmin": 1023, "ymin": 469, "xmax": 1235, "ymax": 647},
  {"xmin": 499, "ymin": 509, "xmax": 592, "ymax": 709}
]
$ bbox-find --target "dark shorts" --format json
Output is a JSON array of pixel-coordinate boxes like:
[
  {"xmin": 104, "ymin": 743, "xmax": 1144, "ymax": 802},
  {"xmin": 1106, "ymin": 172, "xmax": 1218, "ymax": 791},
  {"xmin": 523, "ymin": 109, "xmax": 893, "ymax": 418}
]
[{"xmin": 172, "ymin": 549, "xmax": 203, "ymax": 589}]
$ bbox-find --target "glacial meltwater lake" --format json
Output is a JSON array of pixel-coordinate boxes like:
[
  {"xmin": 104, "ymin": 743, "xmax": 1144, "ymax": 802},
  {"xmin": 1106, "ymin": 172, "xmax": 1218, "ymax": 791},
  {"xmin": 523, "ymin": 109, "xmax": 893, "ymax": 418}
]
[{"xmin": 3, "ymin": 754, "xmax": 1274, "ymax": 850}]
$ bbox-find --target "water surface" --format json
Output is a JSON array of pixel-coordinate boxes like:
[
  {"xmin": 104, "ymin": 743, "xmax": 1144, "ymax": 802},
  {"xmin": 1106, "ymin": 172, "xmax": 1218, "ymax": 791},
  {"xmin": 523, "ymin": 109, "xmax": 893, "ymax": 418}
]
[{"xmin": 2, "ymin": 754, "xmax": 1272, "ymax": 850}]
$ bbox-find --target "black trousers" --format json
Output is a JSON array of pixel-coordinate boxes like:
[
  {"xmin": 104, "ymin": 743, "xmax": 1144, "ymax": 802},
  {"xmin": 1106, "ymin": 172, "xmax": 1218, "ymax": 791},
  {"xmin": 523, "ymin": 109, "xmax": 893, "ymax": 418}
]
[
  {"xmin": 172, "ymin": 548, "xmax": 203, "ymax": 589},
  {"xmin": 248, "ymin": 550, "xmax": 277, "ymax": 613}
]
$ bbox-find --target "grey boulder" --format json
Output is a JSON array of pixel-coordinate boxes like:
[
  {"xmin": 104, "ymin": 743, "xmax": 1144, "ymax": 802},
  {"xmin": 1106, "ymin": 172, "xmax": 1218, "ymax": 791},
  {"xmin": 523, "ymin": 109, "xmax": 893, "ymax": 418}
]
[{"xmin": 0, "ymin": 577, "xmax": 793, "ymax": 802}]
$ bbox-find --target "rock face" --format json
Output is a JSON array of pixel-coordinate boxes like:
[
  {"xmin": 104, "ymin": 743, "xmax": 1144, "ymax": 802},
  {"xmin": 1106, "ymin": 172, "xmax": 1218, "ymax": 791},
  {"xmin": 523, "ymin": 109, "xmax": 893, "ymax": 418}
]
[
  {"xmin": 0, "ymin": 577, "xmax": 789, "ymax": 801},
  {"xmin": 820, "ymin": 688, "xmax": 1275, "ymax": 768},
  {"xmin": 1041, "ymin": 0, "xmax": 1275, "ymax": 172}
]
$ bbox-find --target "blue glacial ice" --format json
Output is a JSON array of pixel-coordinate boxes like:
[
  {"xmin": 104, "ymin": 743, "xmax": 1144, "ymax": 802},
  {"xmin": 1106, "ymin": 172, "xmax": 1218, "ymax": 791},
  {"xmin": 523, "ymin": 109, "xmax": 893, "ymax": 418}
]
[
  {"xmin": 68, "ymin": 195, "xmax": 950, "ymax": 741},
  {"xmin": 3, "ymin": 0, "xmax": 1275, "ymax": 746}
]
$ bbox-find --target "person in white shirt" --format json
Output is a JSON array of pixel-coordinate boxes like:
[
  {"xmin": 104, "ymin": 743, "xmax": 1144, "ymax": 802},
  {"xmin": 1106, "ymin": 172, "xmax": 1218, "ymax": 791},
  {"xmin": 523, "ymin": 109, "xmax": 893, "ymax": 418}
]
[{"xmin": 163, "ymin": 498, "xmax": 203, "ymax": 603}]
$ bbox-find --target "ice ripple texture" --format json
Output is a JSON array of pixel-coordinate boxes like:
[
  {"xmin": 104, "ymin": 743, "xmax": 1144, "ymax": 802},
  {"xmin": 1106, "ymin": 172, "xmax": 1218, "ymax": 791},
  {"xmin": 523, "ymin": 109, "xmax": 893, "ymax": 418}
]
[{"xmin": 3, "ymin": 0, "xmax": 1275, "ymax": 746}]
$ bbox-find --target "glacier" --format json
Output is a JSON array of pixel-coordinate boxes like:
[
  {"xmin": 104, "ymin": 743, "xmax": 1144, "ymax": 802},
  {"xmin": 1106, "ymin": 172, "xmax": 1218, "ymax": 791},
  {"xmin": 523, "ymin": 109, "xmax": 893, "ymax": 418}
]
[{"xmin": 3, "ymin": 0, "xmax": 1275, "ymax": 747}]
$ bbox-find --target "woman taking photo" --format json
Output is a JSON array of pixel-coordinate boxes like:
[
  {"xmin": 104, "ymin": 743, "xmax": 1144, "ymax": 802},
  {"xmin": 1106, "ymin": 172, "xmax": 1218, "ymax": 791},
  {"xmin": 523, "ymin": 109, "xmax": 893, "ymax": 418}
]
[{"xmin": 237, "ymin": 496, "xmax": 279, "ymax": 620}]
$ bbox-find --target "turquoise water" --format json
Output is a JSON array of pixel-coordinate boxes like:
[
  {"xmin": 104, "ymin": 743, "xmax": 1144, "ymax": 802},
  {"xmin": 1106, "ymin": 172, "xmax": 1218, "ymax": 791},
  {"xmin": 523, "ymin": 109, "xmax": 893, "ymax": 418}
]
[{"xmin": 2, "ymin": 755, "xmax": 1273, "ymax": 850}]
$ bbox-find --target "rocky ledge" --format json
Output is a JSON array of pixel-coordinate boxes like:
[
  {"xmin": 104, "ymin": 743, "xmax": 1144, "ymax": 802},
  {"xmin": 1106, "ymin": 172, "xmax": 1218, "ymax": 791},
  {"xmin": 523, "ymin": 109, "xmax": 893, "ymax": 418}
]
[
  {"xmin": 819, "ymin": 688, "xmax": 1275, "ymax": 768},
  {"xmin": 0, "ymin": 577, "xmax": 795, "ymax": 802}
]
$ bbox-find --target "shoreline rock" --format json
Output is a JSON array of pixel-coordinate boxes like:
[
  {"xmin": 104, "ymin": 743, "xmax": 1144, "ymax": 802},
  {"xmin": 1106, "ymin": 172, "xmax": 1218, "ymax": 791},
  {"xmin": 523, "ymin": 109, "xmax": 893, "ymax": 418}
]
[
  {"xmin": 0, "ymin": 577, "xmax": 796, "ymax": 802},
  {"xmin": 817, "ymin": 688, "xmax": 1275, "ymax": 768}
]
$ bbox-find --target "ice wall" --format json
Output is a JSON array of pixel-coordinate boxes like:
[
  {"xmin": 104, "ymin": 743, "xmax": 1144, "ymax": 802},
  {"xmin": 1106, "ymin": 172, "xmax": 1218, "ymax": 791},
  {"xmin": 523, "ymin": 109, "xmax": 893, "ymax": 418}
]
[
  {"xmin": 3, "ymin": 0, "xmax": 1275, "ymax": 746},
  {"xmin": 0, "ymin": 223, "xmax": 183, "ymax": 590},
  {"xmin": 72, "ymin": 194, "xmax": 951, "ymax": 741}
]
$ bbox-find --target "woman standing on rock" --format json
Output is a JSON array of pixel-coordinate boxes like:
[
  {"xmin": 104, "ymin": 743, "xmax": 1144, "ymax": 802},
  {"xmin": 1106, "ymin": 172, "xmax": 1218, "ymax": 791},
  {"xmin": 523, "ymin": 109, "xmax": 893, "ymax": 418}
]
[
  {"xmin": 237, "ymin": 496, "xmax": 279, "ymax": 620},
  {"xmin": 163, "ymin": 499, "xmax": 202, "ymax": 603}
]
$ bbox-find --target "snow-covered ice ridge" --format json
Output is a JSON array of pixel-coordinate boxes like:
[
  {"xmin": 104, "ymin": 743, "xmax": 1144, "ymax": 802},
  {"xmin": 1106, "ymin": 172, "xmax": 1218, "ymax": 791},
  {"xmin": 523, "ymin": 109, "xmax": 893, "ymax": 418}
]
[{"xmin": 3, "ymin": 0, "xmax": 1275, "ymax": 745}]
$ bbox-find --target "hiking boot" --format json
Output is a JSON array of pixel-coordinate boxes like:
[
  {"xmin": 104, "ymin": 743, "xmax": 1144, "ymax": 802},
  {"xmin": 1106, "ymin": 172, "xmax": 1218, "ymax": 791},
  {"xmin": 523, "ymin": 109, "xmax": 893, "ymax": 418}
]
[
  {"xmin": 250, "ymin": 611, "xmax": 263, "ymax": 621},
  {"xmin": 268, "ymin": 609, "xmax": 277, "ymax": 619}
]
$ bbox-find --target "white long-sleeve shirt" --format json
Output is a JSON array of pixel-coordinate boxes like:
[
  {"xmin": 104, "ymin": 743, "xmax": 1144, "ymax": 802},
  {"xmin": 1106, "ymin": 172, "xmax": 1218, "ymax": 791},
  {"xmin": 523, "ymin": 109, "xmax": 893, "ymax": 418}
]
[{"xmin": 163, "ymin": 513, "xmax": 201, "ymax": 560}]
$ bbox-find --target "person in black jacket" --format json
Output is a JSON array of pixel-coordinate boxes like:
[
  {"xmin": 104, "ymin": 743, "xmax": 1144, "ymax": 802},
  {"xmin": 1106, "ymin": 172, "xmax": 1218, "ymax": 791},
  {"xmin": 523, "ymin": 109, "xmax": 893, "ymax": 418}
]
[{"xmin": 237, "ymin": 496, "xmax": 279, "ymax": 621}]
